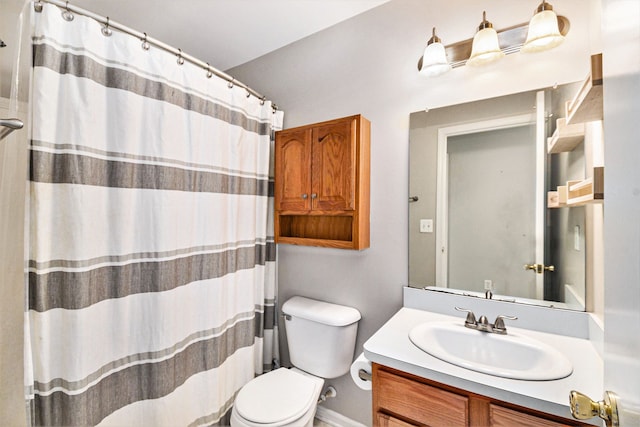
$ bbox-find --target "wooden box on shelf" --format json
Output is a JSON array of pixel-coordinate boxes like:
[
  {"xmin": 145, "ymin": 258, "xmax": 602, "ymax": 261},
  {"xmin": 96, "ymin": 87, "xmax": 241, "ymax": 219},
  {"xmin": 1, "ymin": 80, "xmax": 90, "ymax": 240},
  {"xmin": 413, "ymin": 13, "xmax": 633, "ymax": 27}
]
[
  {"xmin": 274, "ymin": 114, "xmax": 370, "ymax": 250},
  {"xmin": 547, "ymin": 185, "xmax": 568, "ymax": 208},
  {"xmin": 566, "ymin": 53, "xmax": 603, "ymax": 125}
]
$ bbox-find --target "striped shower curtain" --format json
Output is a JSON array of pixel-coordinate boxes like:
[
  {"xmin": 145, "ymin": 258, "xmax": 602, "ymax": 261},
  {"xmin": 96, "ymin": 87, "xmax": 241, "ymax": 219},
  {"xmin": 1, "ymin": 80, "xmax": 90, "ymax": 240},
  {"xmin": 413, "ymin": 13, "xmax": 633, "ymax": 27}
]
[{"xmin": 25, "ymin": 3, "xmax": 282, "ymax": 425}]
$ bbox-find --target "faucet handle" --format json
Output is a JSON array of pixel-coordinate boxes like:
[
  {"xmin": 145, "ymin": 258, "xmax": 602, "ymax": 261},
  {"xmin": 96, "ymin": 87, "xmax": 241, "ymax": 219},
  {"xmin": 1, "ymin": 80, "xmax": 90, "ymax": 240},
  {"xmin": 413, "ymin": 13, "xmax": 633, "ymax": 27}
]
[
  {"xmin": 455, "ymin": 307, "xmax": 477, "ymax": 326},
  {"xmin": 493, "ymin": 315, "xmax": 518, "ymax": 333}
]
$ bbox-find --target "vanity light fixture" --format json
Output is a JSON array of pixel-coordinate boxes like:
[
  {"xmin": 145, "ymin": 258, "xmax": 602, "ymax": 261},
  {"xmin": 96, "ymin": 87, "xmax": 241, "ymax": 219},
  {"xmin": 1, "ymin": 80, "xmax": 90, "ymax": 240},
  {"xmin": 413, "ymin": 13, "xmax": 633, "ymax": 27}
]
[
  {"xmin": 467, "ymin": 11, "xmax": 505, "ymax": 67},
  {"xmin": 417, "ymin": 3, "xmax": 570, "ymax": 76},
  {"xmin": 521, "ymin": 0, "xmax": 566, "ymax": 53},
  {"xmin": 420, "ymin": 27, "xmax": 452, "ymax": 77}
]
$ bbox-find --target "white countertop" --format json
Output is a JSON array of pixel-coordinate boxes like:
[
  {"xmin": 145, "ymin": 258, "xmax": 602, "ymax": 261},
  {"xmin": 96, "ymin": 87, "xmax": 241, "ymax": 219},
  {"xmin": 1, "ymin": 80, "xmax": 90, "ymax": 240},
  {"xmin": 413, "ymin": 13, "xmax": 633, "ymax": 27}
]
[{"xmin": 363, "ymin": 306, "xmax": 603, "ymax": 424}]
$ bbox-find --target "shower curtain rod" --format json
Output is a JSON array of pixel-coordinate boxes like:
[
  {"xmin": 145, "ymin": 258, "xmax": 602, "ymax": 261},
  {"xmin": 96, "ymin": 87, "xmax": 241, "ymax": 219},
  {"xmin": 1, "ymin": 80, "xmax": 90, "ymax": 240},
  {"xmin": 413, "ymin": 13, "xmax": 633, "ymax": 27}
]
[{"xmin": 33, "ymin": 0, "xmax": 278, "ymax": 110}]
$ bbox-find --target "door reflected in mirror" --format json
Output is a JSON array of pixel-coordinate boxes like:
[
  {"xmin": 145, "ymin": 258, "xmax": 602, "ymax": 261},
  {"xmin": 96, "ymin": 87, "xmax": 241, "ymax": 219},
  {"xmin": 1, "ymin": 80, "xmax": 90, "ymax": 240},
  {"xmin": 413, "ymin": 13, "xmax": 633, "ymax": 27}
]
[{"xmin": 409, "ymin": 82, "xmax": 597, "ymax": 310}]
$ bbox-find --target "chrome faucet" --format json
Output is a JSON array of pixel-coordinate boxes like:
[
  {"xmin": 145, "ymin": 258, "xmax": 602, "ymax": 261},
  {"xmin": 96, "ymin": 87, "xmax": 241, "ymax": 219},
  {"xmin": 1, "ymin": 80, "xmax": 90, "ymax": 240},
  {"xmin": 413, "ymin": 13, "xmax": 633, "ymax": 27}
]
[{"xmin": 455, "ymin": 307, "xmax": 517, "ymax": 335}]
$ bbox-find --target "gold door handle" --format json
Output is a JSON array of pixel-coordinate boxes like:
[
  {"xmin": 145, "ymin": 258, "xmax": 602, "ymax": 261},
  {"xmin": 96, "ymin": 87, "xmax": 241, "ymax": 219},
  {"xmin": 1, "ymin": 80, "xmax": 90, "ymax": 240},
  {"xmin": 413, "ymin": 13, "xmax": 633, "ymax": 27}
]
[
  {"xmin": 523, "ymin": 263, "xmax": 555, "ymax": 274},
  {"xmin": 569, "ymin": 390, "xmax": 619, "ymax": 427}
]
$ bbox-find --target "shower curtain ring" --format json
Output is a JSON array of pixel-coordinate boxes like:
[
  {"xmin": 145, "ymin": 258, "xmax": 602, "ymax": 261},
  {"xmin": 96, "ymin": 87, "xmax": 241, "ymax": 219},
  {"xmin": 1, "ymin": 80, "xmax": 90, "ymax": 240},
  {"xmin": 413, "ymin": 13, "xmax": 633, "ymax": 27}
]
[
  {"xmin": 246, "ymin": 89, "xmax": 251, "ymax": 98},
  {"xmin": 206, "ymin": 64, "xmax": 213, "ymax": 79},
  {"xmin": 260, "ymin": 97, "xmax": 266, "ymax": 106},
  {"xmin": 101, "ymin": 17, "xmax": 113, "ymax": 37},
  {"xmin": 227, "ymin": 79, "xmax": 234, "ymax": 89},
  {"xmin": 177, "ymin": 49, "xmax": 185, "ymax": 65},
  {"xmin": 141, "ymin": 33, "xmax": 150, "ymax": 51},
  {"xmin": 61, "ymin": 1, "xmax": 74, "ymax": 21},
  {"xmin": 34, "ymin": 1, "xmax": 43, "ymax": 12}
]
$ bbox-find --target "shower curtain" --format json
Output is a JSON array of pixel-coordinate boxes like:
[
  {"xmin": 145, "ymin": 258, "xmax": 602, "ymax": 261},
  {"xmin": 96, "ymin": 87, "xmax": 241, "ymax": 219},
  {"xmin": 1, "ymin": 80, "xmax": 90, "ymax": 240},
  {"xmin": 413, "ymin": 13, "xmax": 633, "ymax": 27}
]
[{"xmin": 24, "ymin": 3, "xmax": 282, "ymax": 425}]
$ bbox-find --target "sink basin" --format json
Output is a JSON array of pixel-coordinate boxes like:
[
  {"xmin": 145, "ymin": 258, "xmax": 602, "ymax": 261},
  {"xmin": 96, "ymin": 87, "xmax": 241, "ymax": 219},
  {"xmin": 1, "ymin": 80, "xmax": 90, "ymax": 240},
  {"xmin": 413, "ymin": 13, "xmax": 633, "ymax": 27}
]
[{"xmin": 408, "ymin": 321, "xmax": 573, "ymax": 380}]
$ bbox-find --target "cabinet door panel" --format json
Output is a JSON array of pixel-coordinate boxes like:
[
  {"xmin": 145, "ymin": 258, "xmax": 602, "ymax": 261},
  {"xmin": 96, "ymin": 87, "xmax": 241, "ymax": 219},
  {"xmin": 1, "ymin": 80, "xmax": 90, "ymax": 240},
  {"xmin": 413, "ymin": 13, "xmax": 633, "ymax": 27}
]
[
  {"xmin": 311, "ymin": 118, "xmax": 356, "ymax": 211},
  {"xmin": 376, "ymin": 369, "xmax": 468, "ymax": 427},
  {"xmin": 275, "ymin": 128, "xmax": 312, "ymax": 212},
  {"xmin": 376, "ymin": 413, "xmax": 419, "ymax": 427}
]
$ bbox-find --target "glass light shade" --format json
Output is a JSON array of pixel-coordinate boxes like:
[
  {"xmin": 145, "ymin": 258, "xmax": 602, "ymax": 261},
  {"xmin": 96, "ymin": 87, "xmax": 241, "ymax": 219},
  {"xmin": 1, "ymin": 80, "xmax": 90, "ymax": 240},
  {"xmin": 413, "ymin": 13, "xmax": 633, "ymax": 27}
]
[
  {"xmin": 467, "ymin": 27, "xmax": 505, "ymax": 67},
  {"xmin": 522, "ymin": 10, "xmax": 565, "ymax": 53},
  {"xmin": 421, "ymin": 42, "xmax": 451, "ymax": 77}
]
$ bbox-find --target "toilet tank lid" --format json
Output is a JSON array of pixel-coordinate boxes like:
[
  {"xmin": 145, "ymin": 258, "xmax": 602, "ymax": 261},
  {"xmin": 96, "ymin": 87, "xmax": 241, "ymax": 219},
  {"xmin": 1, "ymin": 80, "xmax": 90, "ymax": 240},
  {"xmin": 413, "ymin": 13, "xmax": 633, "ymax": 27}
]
[{"xmin": 282, "ymin": 296, "xmax": 361, "ymax": 326}]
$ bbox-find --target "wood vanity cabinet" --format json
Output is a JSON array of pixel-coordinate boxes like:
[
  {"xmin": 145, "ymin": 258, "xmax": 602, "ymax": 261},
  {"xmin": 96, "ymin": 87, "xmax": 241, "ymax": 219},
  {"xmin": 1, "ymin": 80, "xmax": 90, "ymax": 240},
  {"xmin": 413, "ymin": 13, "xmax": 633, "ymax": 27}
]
[
  {"xmin": 274, "ymin": 114, "xmax": 370, "ymax": 249},
  {"xmin": 372, "ymin": 363, "xmax": 591, "ymax": 427}
]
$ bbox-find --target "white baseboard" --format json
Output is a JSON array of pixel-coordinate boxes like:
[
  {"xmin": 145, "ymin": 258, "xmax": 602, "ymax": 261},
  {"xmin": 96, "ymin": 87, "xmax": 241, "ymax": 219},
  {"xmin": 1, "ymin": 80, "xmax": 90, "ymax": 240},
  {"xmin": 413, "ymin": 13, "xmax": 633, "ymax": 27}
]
[{"xmin": 315, "ymin": 406, "xmax": 367, "ymax": 427}]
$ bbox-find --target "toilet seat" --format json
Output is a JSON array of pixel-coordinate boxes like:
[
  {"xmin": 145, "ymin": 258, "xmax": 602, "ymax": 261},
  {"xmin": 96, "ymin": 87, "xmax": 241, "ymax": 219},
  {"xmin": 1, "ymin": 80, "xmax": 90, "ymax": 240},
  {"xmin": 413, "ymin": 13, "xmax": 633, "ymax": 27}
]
[{"xmin": 233, "ymin": 368, "xmax": 323, "ymax": 426}]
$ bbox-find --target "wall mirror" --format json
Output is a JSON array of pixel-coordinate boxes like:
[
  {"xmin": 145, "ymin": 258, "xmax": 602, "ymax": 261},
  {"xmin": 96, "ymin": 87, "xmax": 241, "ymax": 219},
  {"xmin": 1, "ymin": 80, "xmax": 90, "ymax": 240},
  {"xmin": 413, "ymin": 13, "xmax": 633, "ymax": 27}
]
[{"xmin": 409, "ymin": 81, "xmax": 603, "ymax": 311}]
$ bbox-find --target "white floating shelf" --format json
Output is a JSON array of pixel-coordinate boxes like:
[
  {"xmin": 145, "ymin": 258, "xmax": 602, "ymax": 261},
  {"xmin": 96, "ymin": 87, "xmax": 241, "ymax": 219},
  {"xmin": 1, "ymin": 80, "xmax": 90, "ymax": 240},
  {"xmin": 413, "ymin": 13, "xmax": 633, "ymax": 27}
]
[
  {"xmin": 566, "ymin": 54, "xmax": 603, "ymax": 125},
  {"xmin": 547, "ymin": 118, "xmax": 585, "ymax": 153}
]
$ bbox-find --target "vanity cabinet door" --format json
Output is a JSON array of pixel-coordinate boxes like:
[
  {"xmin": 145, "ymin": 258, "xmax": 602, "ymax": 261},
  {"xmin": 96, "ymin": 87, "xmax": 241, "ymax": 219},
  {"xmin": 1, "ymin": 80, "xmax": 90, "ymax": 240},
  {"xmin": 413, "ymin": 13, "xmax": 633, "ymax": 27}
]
[
  {"xmin": 376, "ymin": 413, "xmax": 419, "ymax": 427},
  {"xmin": 490, "ymin": 404, "xmax": 573, "ymax": 427},
  {"xmin": 373, "ymin": 365, "xmax": 469, "ymax": 427}
]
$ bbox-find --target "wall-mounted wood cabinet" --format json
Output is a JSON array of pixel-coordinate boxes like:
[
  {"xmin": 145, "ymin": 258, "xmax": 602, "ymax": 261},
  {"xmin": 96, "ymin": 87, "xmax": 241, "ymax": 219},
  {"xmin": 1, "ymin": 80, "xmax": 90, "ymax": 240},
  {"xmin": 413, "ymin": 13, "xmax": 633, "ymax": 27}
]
[
  {"xmin": 274, "ymin": 114, "xmax": 370, "ymax": 249},
  {"xmin": 372, "ymin": 363, "xmax": 591, "ymax": 427}
]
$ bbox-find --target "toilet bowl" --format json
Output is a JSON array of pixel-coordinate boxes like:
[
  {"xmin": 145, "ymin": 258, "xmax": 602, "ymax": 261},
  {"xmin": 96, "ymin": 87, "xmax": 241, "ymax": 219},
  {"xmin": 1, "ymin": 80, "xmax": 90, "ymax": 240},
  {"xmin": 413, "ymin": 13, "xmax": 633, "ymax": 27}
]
[
  {"xmin": 230, "ymin": 296, "xmax": 361, "ymax": 427},
  {"xmin": 230, "ymin": 368, "xmax": 324, "ymax": 427}
]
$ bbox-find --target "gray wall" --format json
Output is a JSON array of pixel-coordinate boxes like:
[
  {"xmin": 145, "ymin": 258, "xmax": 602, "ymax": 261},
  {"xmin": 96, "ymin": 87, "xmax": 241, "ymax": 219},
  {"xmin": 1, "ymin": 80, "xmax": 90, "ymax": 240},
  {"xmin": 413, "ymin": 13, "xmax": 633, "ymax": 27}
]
[{"xmin": 229, "ymin": 1, "xmax": 595, "ymax": 423}]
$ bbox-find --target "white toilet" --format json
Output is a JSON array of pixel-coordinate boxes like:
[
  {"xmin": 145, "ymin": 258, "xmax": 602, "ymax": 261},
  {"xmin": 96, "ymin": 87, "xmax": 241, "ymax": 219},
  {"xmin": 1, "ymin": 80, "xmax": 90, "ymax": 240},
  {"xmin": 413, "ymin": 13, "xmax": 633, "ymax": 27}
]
[{"xmin": 230, "ymin": 296, "xmax": 361, "ymax": 427}]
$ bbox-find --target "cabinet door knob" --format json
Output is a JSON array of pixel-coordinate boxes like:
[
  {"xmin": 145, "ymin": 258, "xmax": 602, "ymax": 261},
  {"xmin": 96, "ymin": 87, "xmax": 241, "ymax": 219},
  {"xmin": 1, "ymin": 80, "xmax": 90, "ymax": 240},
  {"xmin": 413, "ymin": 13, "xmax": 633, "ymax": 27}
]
[
  {"xmin": 302, "ymin": 194, "xmax": 308, "ymax": 199},
  {"xmin": 569, "ymin": 390, "xmax": 619, "ymax": 427},
  {"xmin": 311, "ymin": 193, "xmax": 317, "ymax": 199}
]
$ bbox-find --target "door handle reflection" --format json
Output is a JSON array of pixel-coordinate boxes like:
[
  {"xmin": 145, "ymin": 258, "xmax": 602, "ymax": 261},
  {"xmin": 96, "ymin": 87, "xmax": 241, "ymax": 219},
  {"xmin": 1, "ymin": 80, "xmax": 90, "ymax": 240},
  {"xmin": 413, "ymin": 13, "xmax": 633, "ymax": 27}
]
[{"xmin": 523, "ymin": 263, "xmax": 555, "ymax": 274}]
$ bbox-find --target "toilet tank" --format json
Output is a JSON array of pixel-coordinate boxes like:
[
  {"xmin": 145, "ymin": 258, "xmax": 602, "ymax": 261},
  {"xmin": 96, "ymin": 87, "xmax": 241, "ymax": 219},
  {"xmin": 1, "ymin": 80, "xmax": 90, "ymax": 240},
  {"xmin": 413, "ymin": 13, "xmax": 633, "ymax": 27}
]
[{"xmin": 282, "ymin": 296, "xmax": 361, "ymax": 379}]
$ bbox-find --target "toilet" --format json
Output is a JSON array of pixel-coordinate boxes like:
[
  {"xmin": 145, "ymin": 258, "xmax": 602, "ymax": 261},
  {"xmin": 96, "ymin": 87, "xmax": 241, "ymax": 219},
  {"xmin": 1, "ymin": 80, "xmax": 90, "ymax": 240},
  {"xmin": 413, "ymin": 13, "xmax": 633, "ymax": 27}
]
[{"xmin": 230, "ymin": 296, "xmax": 361, "ymax": 427}]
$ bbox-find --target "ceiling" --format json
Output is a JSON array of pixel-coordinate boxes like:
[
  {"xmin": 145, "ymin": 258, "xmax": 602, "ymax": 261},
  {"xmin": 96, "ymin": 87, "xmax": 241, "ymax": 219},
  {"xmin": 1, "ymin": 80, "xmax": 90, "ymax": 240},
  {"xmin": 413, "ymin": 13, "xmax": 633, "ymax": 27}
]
[
  {"xmin": 0, "ymin": 0, "xmax": 389, "ymax": 70},
  {"xmin": 0, "ymin": 0, "xmax": 390, "ymax": 97},
  {"xmin": 70, "ymin": 0, "xmax": 392, "ymax": 71}
]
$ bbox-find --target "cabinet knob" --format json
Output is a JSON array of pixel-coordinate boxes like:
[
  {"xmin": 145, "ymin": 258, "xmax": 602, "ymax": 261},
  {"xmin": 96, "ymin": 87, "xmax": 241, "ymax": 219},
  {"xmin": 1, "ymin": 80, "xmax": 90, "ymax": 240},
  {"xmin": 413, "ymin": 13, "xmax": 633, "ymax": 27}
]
[
  {"xmin": 301, "ymin": 194, "xmax": 308, "ymax": 199},
  {"xmin": 311, "ymin": 193, "xmax": 317, "ymax": 199}
]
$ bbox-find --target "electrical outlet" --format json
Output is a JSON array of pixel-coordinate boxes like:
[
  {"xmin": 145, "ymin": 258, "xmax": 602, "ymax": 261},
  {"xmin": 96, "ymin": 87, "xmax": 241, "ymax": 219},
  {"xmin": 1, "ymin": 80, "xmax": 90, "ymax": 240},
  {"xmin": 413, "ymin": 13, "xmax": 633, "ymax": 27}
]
[
  {"xmin": 419, "ymin": 219, "xmax": 433, "ymax": 233},
  {"xmin": 484, "ymin": 279, "xmax": 493, "ymax": 290}
]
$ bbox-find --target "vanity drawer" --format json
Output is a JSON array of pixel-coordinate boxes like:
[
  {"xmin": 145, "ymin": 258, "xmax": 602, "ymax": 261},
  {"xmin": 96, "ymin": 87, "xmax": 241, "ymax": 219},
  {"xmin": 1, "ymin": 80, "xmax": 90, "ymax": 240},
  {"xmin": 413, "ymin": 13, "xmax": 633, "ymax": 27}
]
[
  {"xmin": 374, "ymin": 366, "xmax": 468, "ymax": 426},
  {"xmin": 490, "ymin": 404, "xmax": 573, "ymax": 427}
]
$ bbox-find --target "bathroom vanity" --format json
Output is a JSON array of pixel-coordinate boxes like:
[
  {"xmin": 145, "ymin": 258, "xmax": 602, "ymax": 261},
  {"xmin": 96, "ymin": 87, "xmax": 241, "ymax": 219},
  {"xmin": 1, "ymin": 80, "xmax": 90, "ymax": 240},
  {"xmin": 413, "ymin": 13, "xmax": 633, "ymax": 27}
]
[
  {"xmin": 373, "ymin": 364, "xmax": 590, "ymax": 426},
  {"xmin": 364, "ymin": 288, "xmax": 603, "ymax": 427}
]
